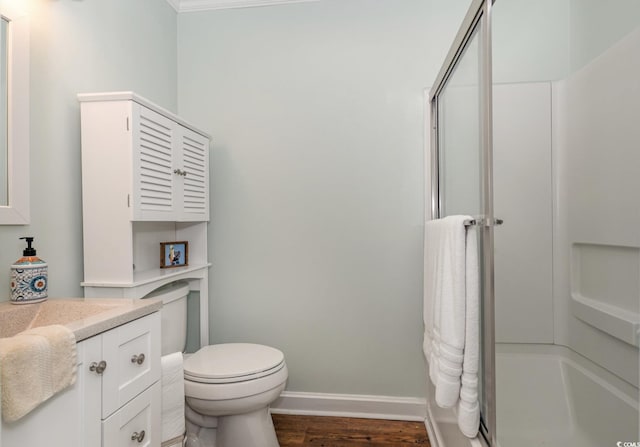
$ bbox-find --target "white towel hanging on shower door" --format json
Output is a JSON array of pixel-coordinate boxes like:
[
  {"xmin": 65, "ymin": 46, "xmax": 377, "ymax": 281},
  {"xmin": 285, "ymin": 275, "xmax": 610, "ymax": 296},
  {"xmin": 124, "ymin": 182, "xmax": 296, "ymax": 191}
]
[{"xmin": 423, "ymin": 215, "xmax": 480, "ymax": 438}]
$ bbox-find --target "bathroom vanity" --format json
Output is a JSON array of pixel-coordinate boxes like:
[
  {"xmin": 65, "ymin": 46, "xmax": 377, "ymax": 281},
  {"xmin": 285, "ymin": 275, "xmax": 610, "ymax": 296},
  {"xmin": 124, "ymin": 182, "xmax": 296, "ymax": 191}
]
[{"xmin": 0, "ymin": 298, "xmax": 162, "ymax": 447}]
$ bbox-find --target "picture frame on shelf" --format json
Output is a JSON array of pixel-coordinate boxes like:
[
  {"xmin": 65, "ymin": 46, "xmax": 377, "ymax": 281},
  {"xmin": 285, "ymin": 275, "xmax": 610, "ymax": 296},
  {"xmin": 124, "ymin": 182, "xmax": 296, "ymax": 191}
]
[{"xmin": 160, "ymin": 241, "xmax": 189, "ymax": 269}]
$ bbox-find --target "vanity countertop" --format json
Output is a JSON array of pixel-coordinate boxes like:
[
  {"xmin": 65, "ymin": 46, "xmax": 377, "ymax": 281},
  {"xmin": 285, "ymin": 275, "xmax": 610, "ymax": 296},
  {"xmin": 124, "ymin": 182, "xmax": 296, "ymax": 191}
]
[{"xmin": 0, "ymin": 298, "xmax": 162, "ymax": 341}]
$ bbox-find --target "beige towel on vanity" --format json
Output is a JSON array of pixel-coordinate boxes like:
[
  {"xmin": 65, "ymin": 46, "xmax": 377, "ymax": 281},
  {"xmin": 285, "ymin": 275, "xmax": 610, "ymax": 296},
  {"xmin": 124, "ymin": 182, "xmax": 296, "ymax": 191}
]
[{"xmin": 0, "ymin": 324, "xmax": 77, "ymax": 422}]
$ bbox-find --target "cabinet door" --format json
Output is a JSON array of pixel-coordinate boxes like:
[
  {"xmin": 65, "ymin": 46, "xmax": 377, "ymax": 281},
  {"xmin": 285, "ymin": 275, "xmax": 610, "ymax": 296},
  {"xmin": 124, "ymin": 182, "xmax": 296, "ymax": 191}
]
[
  {"xmin": 101, "ymin": 313, "xmax": 161, "ymax": 418},
  {"xmin": 132, "ymin": 103, "xmax": 176, "ymax": 220},
  {"xmin": 176, "ymin": 125, "xmax": 210, "ymax": 221},
  {"xmin": 0, "ymin": 336, "xmax": 102, "ymax": 447},
  {"xmin": 80, "ymin": 335, "xmax": 103, "ymax": 444},
  {"xmin": 102, "ymin": 381, "xmax": 161, "ymax": 447}
]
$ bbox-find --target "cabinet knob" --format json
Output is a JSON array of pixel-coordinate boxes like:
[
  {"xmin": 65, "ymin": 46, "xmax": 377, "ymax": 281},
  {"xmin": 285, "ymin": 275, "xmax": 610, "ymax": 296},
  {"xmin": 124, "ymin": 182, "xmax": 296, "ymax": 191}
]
[
  {"xmin": 131, "ymin": 353, "xmax": 146, "ymax": 365},
  {"xmin": 131, "ymin": 430, "xmax": 145, "ymax": 443},
  {"xmin": 173, "ymin": 168, "xmax": 188, "ymax": 177},
  {"xmin": 89, "ymin": 360, "xmax": 107, "ymax": 374}
]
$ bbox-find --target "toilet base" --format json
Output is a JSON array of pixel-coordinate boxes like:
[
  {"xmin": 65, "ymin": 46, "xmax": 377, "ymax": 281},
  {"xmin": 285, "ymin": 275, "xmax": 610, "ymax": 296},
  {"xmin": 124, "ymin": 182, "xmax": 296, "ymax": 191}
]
[
  {"xmin": 185, "ymin": 418, "xmax": 217, "ymax": 447},
  {"xmin": 183, "ymin": 361, "xmax": 287, "ymax": 447},
  {"xmin": 218, "ymin": 408, "xmax": 279, "ymax": 447},
  {"xmin": 185, "ymin": 408, "xmax": 279, "ymax": 447}
]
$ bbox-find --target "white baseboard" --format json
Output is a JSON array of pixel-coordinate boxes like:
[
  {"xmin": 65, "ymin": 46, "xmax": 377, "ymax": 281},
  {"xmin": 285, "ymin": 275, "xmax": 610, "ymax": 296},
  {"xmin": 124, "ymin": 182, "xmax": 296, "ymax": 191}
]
[
  {"xmin": 270, "ymin": 391, "xmax": 426, "ymax": 422},
  {"xmin": 424, "ymin": 404, "xmax": 443, "ymax": 447}
]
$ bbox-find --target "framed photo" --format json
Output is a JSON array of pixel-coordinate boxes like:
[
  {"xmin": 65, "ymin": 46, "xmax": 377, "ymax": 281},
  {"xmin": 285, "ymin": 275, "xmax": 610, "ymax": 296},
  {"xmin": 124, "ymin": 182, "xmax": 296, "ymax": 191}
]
[{"xmin": 160, "ymin": 241, "xmax": 189, "ymax": 269}]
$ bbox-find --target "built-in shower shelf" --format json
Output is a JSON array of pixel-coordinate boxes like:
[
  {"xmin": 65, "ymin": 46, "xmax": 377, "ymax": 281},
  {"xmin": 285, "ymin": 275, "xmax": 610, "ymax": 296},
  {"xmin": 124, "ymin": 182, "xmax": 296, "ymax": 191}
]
[
  {"xmin": 570, "ymin": 243, "xmax": 640, "ymax": 347},
  {"xmin": 572, "ymin": 294, "xmax": 640, "ymax": 347}
]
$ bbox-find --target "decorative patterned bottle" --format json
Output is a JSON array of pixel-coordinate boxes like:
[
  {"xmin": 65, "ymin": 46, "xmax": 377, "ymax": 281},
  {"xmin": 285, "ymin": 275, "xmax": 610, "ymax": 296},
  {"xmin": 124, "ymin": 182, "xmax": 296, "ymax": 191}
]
[{"xmin": 10, "ymin": 237, "xmax": 48, "ymax": 304}]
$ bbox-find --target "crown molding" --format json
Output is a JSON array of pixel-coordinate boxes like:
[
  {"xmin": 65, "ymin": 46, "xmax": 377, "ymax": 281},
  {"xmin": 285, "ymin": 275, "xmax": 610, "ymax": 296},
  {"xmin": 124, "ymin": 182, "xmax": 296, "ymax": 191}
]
[{"xmin": 173, "ymin": 0, "xmax": 320, "ymax": 12}]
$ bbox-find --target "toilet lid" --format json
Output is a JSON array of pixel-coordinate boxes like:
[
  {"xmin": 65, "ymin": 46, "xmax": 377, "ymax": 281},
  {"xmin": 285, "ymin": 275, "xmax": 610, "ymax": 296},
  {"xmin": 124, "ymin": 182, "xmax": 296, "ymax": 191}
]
[{"xmin": 184, "ymin": 343, "xmax": 285, "ymax": 383}]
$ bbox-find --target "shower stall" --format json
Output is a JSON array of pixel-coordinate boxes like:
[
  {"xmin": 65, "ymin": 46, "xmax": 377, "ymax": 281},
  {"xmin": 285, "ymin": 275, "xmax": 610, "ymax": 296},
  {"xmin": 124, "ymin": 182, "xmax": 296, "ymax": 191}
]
[{"xmin": 424, "ymin": 1, "xmax": 640, "ymax": 446}]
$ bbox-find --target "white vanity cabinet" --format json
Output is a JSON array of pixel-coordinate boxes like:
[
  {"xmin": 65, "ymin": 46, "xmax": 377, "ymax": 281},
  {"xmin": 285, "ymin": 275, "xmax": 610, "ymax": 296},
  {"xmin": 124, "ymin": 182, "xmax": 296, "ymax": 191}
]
[{"xmin": 0, "ymin": 312, "xmax": 161, "ymax": 447}]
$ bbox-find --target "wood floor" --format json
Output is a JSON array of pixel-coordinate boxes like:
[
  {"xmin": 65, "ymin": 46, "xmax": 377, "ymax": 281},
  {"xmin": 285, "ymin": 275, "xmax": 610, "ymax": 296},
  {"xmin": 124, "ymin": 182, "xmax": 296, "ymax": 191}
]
[{"xmin": 272, "ymin": 414, "xmax": 431, "ymax": 446}]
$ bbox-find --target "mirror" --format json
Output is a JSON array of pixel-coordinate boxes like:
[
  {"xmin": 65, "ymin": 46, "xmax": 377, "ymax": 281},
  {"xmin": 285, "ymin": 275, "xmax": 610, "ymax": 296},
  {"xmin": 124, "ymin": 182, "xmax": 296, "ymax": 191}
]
[
  {"xmin": 0, "ymin": 17, "xmax": 7, "ymax": 205},
  {"xmin": 0, "ymin": 6, "xmax": 29, "ymax": 224}
]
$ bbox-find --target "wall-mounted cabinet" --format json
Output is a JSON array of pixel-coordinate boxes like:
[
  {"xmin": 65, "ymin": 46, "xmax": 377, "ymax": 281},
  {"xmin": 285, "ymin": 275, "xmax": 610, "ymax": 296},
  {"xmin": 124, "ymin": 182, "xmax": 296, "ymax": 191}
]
[
  {"xmin": 132, "ymin": 103, "xmax": 209, "ymax": 221},
  {"xmin": 79, "ymin": 91, "xmax": 209, "ymax": 224},
  {"xmin": 79, "ymin": 92, "xmax": 211, "ymax": 346}
]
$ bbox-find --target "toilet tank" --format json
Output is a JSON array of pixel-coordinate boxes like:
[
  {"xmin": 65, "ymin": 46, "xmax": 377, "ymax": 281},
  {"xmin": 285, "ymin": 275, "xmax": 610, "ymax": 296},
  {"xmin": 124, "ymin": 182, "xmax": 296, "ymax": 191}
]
[{"xmin": 143, "ymin": 281, "xmax": 189, "ymax": 355}]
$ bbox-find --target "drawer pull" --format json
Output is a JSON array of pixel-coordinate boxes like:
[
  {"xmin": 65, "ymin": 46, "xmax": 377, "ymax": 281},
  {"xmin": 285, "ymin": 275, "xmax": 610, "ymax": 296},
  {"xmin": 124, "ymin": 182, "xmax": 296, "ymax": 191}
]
[
  {"xmin": 89, "ymin": 360, "xmax": 107, "ymax": 374},
  {"xmin": 131, "ymin": 353, "xmax": 146, "ymax": 365},
  {"xmin": 131, "ymin": 430, "xmax": 145, "ymax": 443}
]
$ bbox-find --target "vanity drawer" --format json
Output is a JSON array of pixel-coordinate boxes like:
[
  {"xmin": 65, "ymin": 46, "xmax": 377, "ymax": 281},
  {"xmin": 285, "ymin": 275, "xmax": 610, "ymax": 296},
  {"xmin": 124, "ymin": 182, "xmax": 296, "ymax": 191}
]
[
  {"xmin": 102, "ymin": 312, "xmax": 161, "ymax": 417},
  {"xmin": 102, "ymin": 381, "xmax": 161, "ymax": 447}
]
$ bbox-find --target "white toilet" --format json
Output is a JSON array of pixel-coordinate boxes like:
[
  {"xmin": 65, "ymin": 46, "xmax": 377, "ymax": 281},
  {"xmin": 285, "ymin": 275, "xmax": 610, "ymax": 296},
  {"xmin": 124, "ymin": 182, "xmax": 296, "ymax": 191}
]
[{"xmin": 146, "ymin": 281, "xmax": 288, "ymax": 447}]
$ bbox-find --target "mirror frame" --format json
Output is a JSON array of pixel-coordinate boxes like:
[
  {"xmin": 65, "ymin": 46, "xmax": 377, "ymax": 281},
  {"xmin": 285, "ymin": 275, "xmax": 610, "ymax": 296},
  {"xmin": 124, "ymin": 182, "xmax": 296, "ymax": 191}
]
[{"xmin": 0, "ymin": 6, "xmax": 28, "ymax": 224}]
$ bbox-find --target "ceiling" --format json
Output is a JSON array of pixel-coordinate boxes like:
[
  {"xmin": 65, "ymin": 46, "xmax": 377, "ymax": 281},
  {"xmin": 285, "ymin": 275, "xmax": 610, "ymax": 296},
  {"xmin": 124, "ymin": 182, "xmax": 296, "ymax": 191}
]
[{"xmin": 167, "ymin": 0, "xmax": 320, "ymax": 12}]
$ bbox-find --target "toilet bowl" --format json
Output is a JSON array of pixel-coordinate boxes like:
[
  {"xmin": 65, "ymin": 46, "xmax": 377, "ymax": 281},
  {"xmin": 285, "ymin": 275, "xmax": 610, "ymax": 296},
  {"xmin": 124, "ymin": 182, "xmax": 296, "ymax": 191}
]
[
  {"xmin": 144, "ymin": 282, "xmax": 288, "ymax": 447},
  {"xmin": 184, "ymin": 343, "xmax": 288, "ymax": 447}
]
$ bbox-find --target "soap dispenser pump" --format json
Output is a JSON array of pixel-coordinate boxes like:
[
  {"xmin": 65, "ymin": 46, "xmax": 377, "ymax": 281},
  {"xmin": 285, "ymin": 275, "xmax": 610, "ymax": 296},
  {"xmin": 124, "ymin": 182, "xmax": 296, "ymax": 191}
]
[{"xmin": 10, "ymin": 237, "xmax": 48, "ymax": 304}]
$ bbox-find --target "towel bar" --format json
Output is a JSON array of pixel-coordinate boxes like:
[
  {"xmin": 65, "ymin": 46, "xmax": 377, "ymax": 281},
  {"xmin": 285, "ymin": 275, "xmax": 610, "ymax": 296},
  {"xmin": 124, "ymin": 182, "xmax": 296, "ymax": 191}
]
[{"xmin": 463, "ymin": 218, "xmax": 504, "ymax": 227}]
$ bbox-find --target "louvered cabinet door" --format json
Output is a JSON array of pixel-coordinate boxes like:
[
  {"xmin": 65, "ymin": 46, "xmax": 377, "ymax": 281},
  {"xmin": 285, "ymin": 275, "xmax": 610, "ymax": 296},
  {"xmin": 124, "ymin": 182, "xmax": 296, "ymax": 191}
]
[
  {"xmin": 176, "ymin": 125, "xmax": 210, "ymax": 221},
  {"xmin": 131, "ymin": 104, "xmax": 176, "ymax": 220}
]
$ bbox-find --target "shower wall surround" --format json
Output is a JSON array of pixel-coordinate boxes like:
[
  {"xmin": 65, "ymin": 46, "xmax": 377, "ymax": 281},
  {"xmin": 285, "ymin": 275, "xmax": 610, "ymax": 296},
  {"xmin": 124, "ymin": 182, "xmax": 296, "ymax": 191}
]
[
  {"xmin": 491, "ymin": 0, "xmax": 639, "ymax": 388},
  {"xmin": 555, "ymin": 26, "xmax": 640, "ymax": 386},
  {"xmin": 493, "ymin": 82, "xmax": 553, "ymax": 344}
]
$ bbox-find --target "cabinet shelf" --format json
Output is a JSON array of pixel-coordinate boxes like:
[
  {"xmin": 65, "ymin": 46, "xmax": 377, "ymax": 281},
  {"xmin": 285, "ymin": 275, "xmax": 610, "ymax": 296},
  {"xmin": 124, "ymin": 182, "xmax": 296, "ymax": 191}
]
[{"xmin": 81, "ymin": 263, "xmax": 211, "ymax": 289}]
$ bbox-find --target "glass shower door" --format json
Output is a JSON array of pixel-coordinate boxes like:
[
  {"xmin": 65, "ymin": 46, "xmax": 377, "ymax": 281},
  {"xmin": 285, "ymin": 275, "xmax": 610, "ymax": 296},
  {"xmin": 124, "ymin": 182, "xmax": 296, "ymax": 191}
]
[
  {"xmin": 436, "ymin": 29, "xmax": 481, "ymax": 218},
  {"xmin": 429, "ymin": 0, "xmax": 495, "ymax": 444}
]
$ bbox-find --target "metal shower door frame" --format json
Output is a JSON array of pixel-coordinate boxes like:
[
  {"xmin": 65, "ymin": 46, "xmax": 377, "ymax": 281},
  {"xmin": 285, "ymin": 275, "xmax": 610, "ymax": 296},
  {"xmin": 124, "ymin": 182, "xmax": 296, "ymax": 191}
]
[{"xmin": 428, "ymin": 0, "xmax": 496, "ymax": 445}]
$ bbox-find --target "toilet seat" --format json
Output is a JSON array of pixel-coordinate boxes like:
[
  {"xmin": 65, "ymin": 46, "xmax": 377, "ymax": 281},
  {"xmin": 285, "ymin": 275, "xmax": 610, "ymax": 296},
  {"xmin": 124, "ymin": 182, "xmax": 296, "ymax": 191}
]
[
  {"xmin": 184, "ymin": 343, "xmax": 285, "ymax": 384},
  {"xmin": 184, "ymin": 345, "xmax": 289, "ymax": 402}
]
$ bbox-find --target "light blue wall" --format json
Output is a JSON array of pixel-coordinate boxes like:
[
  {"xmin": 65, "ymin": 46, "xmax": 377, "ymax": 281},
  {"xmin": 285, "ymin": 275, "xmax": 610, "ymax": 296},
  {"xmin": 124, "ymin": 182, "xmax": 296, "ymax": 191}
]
[
  {"xmin": 0, "ymin": 0, "xmax": 177, "ymax": 300},
  {"xmin": 0, "ymin": 0, "xmax": 470, "ymax": 399},
  {"xmin": 492, "ymin": 0, "xmax": 640, "ymax": 84},
  {"xmin": 177, "ymin": 0, "xmax": 466, "ymax": 397},
  {"xmin": 569, "ymin": 0, "xmax": 640, "ymax": 72},
  {"xmin": 492, "ymin": 0, "xmax": 570, "ymax": 83}
]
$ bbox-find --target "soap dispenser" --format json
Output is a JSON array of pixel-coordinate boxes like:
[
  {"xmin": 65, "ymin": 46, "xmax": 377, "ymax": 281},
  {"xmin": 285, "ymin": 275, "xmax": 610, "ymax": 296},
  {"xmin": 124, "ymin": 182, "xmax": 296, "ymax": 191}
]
[{"xmin": 10, "ymin": 237, "xmax": 48, "ymax": 304}]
